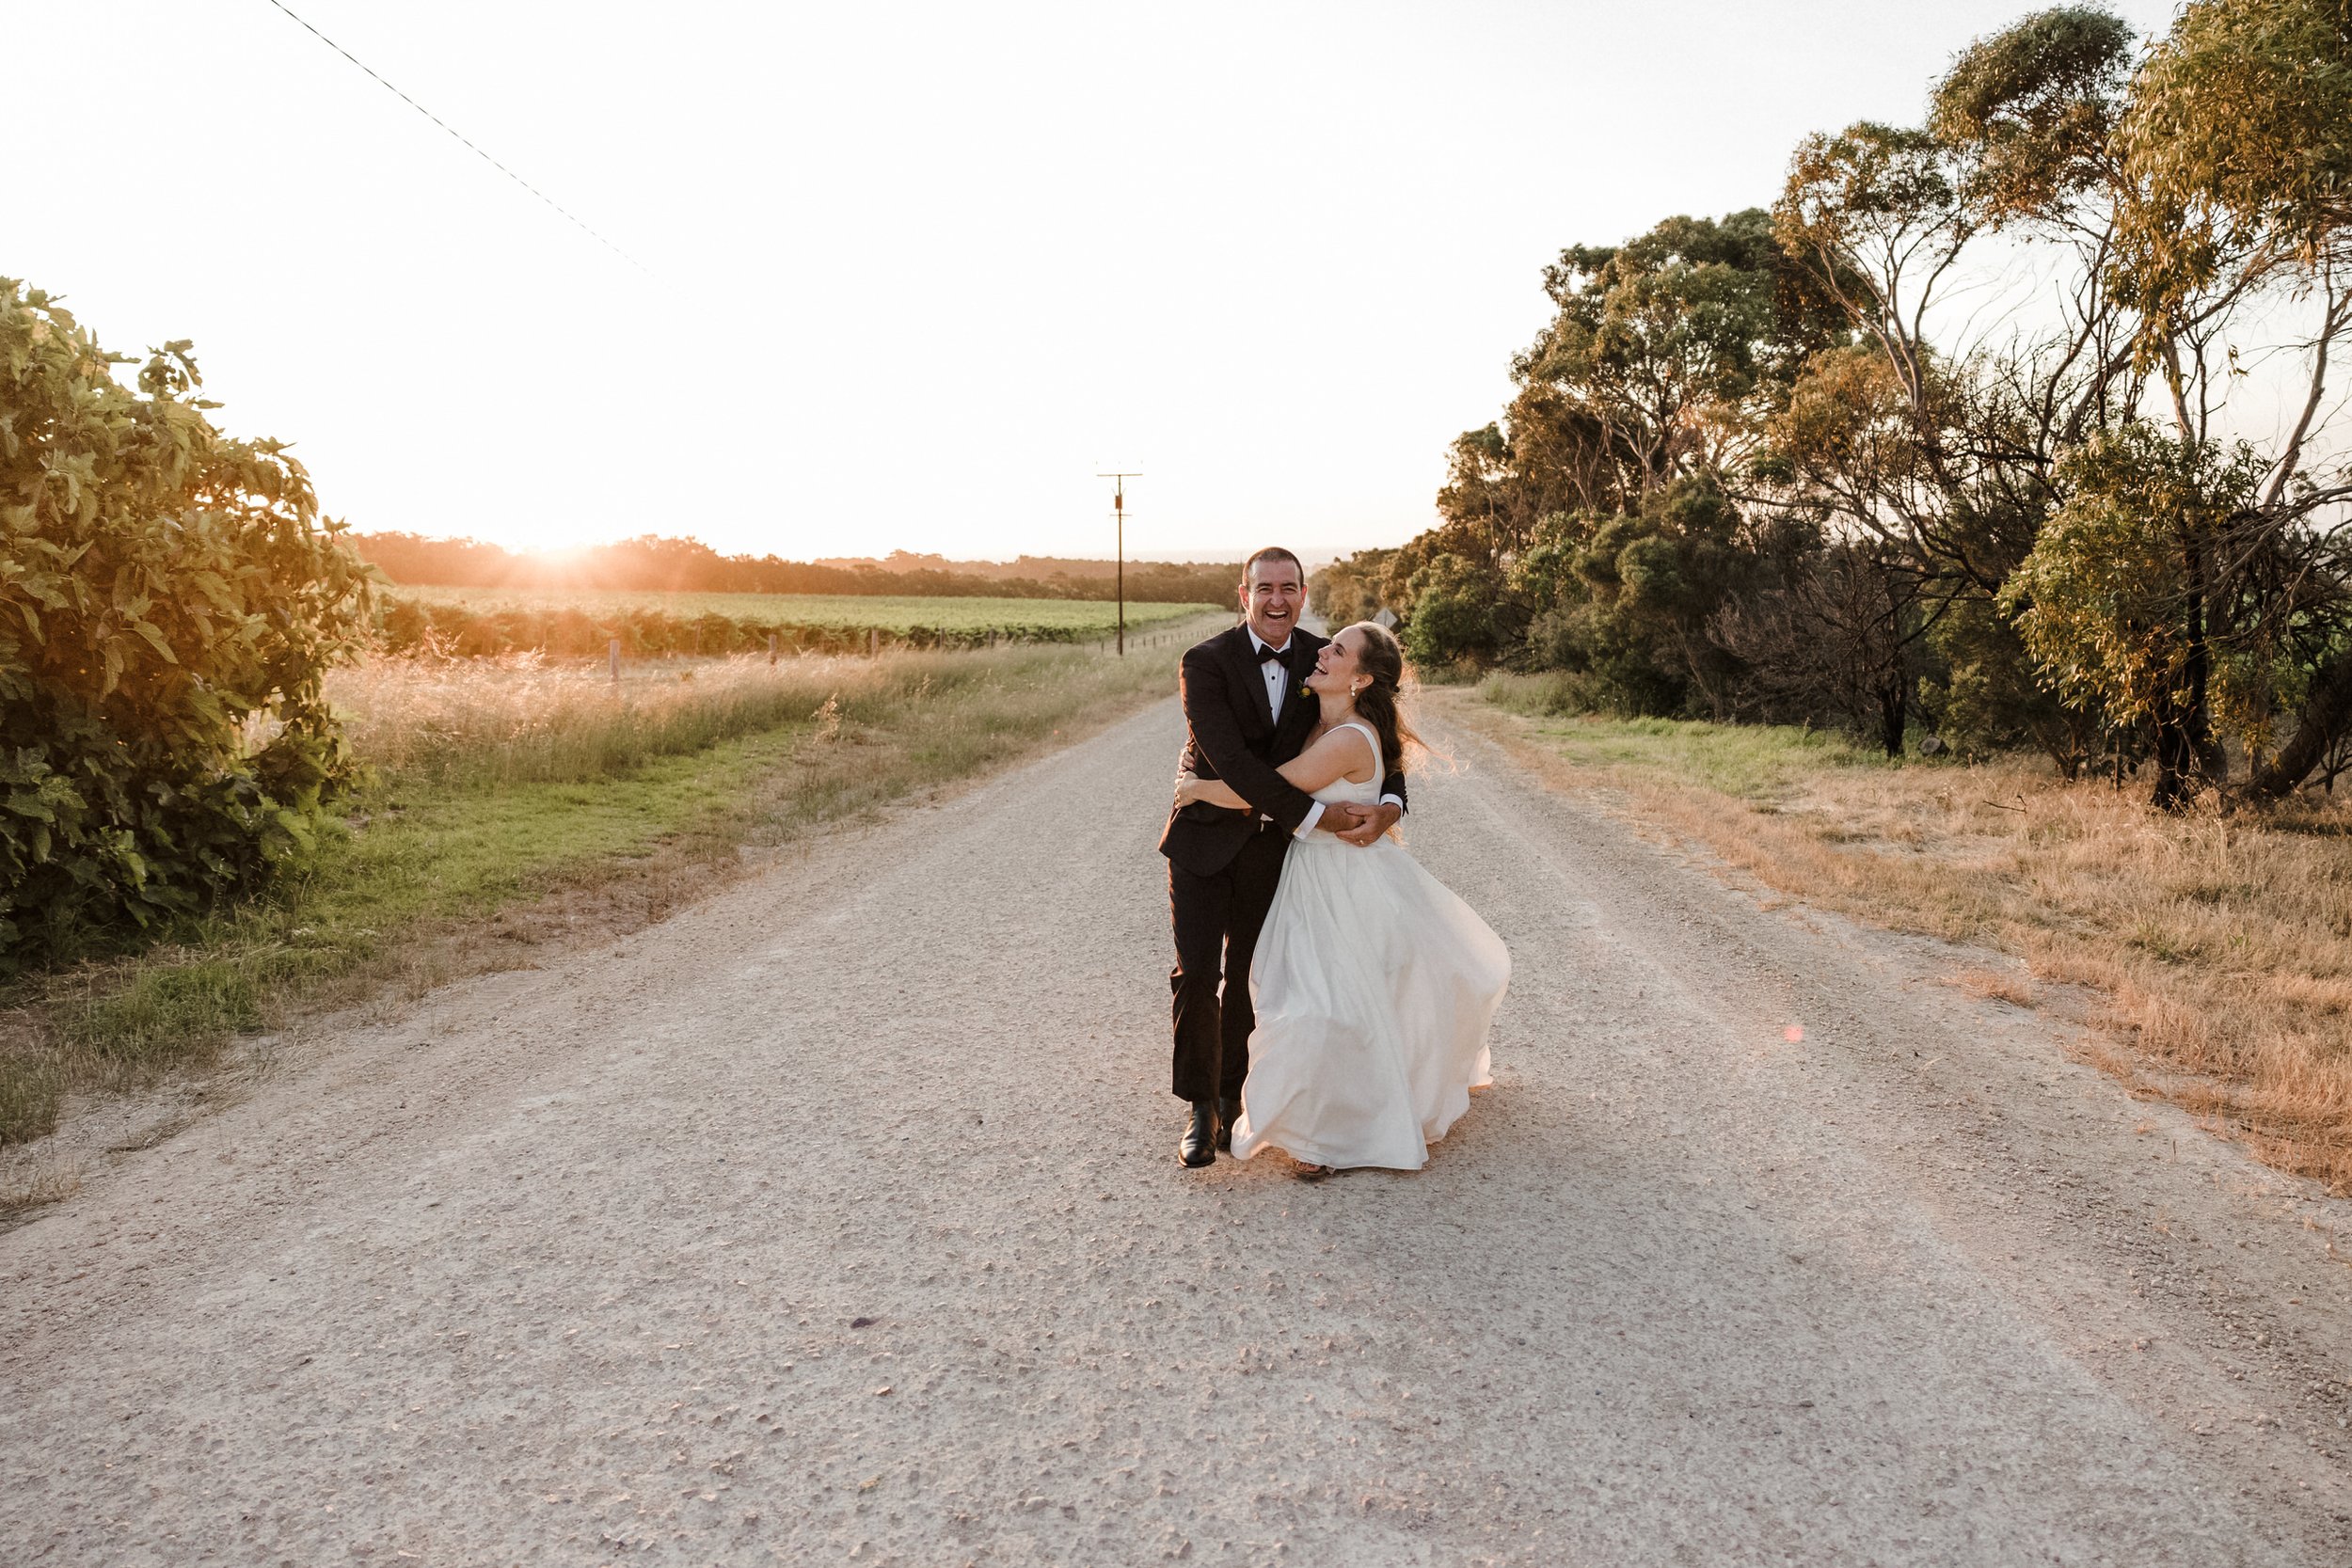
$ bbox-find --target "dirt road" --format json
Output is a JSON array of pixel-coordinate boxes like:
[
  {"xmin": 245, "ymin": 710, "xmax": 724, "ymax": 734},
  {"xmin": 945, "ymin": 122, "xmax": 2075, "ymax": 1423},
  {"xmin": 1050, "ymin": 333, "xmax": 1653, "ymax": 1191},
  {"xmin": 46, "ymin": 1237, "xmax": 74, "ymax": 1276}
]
[{"xmin": 6, "ymin": 695, "xmax": 2351, "ymax": 1565}]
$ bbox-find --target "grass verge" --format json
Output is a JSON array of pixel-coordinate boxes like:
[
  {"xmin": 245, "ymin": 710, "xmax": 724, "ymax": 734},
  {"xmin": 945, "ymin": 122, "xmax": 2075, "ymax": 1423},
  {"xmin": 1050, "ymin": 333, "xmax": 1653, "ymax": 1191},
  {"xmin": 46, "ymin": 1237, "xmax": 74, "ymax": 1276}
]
[
  {"xmin": 1464, "ymin": 673, "xmax": 2352, "ymax": 1192},
  {"xmin": 0, "ymin": 625, "xmax": 1221, "ymax": 1153}
]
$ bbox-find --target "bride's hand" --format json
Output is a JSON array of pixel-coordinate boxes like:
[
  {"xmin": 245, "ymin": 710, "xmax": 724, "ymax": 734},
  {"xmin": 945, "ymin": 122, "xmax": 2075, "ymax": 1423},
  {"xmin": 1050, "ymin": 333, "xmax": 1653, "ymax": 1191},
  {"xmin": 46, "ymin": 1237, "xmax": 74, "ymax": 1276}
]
[{"xmin": 1172, "ymin": 770, "xmax": 1202, "ymax": 806}]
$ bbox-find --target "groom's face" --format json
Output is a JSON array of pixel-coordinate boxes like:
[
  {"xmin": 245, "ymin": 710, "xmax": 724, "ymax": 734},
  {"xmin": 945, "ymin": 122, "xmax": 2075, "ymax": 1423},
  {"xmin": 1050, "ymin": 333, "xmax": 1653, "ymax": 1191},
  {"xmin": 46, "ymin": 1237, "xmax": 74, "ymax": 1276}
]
[{"xmin": 1241, "ymin": 559, "xmax": 1306, "ymax": 647}]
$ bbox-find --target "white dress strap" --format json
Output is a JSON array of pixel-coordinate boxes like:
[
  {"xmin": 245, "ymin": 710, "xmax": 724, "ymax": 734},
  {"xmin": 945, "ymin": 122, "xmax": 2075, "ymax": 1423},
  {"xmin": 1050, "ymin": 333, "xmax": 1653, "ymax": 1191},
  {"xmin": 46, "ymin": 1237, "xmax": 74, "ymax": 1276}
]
[{"xmin": 1336, "ymin": 720, "xmax": 1382, "ymax": 789}]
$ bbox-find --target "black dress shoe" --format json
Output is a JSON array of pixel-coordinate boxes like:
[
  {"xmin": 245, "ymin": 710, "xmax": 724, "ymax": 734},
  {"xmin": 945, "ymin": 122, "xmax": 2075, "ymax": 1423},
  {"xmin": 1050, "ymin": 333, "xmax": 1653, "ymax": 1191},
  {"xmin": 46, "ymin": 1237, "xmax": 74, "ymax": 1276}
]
[
  {"xmin": 1216, "ymin": 1095, "xmax": 1241, "ymax": 1150},
  {"xmin": 1179, "ymin": 1101, "xmax": 1217, "ymax": 1167}
]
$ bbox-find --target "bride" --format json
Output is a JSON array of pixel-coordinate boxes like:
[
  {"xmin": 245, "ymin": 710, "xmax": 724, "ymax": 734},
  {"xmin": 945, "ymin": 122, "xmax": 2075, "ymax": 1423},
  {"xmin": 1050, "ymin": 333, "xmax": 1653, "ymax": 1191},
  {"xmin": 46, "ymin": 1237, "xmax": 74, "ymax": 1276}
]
[{"xmin": 1173, "ymin": 621, "xmax": 1509, "ymax": 1177}]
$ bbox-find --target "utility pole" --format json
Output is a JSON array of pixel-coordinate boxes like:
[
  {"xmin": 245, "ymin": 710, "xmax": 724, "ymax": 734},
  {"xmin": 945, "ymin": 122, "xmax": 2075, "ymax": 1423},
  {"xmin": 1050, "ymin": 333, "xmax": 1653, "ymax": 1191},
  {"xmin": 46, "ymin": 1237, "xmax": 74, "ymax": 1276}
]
[{"xmin": 1096, "ymin": 470, "xmax": 1140, "ymax": 656}]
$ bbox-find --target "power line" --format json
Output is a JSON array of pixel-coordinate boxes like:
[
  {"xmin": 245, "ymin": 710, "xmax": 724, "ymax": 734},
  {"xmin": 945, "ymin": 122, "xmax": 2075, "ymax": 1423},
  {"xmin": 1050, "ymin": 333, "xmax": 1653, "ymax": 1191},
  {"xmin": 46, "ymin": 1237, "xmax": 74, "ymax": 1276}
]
[{"xmin": 261, "ymin": 0, "xmax": 655, "ymax": 277}]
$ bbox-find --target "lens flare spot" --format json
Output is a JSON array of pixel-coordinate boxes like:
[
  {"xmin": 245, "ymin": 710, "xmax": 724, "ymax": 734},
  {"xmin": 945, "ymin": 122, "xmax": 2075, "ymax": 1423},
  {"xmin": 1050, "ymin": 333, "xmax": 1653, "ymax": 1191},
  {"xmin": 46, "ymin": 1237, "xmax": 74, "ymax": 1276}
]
[{"xmin": 1783, "ymin": 1024, "xmax": 1805, "ymax": 1043}]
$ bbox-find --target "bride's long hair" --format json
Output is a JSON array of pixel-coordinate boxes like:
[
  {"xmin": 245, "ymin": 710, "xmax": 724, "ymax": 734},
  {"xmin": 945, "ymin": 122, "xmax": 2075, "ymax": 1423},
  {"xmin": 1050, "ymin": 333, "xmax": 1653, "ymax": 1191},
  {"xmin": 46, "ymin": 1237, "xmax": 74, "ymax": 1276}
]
[{"xmin": 1345, "ymin": 622, "xmax": 1422, "ymax": 780}]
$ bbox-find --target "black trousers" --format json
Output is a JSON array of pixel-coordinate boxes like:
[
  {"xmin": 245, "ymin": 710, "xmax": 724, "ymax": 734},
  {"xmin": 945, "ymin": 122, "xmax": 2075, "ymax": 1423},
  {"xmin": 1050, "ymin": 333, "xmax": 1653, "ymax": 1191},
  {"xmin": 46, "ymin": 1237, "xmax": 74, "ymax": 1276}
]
[{"xmin": 1168, "ymin": 825, "xmax": 1290, "ymax": 1101}]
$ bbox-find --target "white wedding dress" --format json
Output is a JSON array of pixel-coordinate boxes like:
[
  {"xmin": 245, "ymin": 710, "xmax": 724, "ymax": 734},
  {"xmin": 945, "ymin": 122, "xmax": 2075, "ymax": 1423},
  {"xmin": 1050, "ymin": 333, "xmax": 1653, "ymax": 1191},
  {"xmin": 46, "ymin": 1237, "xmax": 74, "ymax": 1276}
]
[{"xmin": 1229, "ymin": 721, "xmax": 1511, "ymax": 1171}]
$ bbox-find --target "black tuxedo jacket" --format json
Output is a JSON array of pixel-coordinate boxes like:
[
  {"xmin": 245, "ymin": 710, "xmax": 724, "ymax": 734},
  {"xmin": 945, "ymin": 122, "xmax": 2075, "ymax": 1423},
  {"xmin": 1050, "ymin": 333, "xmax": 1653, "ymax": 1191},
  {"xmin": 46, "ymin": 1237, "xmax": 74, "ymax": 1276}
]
[{"xmin": 1157, "ymin": 623, "xmax": 1407, "ymax": 878}]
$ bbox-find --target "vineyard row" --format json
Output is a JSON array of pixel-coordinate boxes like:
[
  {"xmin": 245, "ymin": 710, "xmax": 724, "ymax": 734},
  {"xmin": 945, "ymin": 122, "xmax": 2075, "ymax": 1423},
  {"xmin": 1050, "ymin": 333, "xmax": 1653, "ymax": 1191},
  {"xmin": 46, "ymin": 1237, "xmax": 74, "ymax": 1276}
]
[{"xmin": 379, "ymin": 597, "xmax": 1206, "ymax": 658}]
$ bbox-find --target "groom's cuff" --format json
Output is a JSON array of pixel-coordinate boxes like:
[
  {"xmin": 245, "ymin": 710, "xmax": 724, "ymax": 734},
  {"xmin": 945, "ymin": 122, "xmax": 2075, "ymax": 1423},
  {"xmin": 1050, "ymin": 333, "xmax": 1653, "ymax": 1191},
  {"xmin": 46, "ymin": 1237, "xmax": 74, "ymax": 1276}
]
[
  {"xmin": 1292, "ymin": 801, "xmax": 1325, "ymax": 840},
  {"xmin": 1380, "ymin": 793, "xmax": 1404, "ymax": 812}
]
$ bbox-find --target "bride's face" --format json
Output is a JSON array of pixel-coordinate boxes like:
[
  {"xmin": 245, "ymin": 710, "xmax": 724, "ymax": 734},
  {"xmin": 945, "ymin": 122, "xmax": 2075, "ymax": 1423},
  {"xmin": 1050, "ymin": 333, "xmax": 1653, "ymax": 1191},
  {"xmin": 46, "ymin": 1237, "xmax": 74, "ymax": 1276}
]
[{"xmin": 1307, "ymin": 628, "xmax": 1367, "ymax": 699}]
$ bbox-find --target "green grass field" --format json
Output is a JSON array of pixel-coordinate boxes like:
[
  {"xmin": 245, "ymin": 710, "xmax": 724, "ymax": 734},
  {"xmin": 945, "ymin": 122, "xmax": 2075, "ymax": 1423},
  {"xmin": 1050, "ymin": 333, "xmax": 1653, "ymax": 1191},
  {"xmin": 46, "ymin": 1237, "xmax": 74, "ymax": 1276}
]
[
  {"xmin": 1479, "ymin": 672, "xmax": 1890, "ymax": 801},
  {"xmin": 397, "ymin": 587, "xmax": 1219, "ymax": 635}
]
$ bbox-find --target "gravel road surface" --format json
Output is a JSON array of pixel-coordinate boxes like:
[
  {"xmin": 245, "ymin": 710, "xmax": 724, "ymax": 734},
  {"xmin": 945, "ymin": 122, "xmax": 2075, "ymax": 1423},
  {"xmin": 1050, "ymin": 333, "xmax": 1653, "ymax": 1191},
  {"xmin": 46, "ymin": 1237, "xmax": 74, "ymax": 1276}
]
[{"xmin": 6, "ymin": 694, "xmax": 2351, "ymax": 1565}]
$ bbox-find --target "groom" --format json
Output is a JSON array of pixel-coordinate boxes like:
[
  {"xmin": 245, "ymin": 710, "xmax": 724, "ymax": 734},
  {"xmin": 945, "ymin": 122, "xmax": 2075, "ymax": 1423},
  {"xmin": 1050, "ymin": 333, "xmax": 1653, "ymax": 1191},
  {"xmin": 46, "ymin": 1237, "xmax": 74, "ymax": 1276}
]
[{"xmin": 1157, "ymin": 546, "xmax": 1405, "ymax": 1168}]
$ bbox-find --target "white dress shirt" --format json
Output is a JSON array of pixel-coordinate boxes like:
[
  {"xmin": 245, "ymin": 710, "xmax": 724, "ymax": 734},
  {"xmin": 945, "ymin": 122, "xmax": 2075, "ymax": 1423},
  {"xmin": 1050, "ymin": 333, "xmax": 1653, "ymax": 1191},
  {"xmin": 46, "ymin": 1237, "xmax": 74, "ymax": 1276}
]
[{"xmin": 1248, "ymin": 628, "xmax": 1402, "ymax": 838}]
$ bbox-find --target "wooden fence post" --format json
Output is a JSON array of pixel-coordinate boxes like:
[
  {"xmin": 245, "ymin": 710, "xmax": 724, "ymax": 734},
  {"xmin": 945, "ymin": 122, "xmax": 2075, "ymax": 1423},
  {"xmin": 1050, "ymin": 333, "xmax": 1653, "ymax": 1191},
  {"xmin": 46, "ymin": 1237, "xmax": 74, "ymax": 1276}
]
[
  {"xmin": 768, "ymin": 633, "xmax": 779, "ymax": 666},
  {"xmin": 867, "ymin": 627, "xmax": 880, "ymax": 658},
  {"xmin": 609, "ymin": 638, "xmax": 621, "ymax": 686}
]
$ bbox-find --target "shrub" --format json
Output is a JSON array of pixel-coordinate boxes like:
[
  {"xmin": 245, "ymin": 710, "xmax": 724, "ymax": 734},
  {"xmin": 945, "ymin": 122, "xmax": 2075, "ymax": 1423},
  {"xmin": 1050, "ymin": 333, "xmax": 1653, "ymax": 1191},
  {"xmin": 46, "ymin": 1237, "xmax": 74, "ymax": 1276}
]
[
  {"xmin": 1, "ymin": 281, "xmax": 373, "ymax": 970},
  {"xmin": 1309, "ymin": 548, "xmax": 1396, "ymax": 626},
  {"xmin": 2003, "ymin": 423, "xmax": 2267, "ymax": 806},
  {"xmin": 1400, "ymin": 552, "xmax": 1507, "ymax": 667},
  {"xmin": 1920, "ymin": 595, "xmax": 2104, "ymax": 772}
]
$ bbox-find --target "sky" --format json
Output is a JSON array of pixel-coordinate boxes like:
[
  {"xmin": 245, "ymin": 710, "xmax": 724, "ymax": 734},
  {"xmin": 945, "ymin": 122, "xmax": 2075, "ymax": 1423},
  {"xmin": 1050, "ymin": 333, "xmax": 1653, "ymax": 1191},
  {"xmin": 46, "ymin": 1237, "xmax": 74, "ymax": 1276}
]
[{"xmin": 13, "ymin": 0, "xmax": 2185, "ymax": 564}]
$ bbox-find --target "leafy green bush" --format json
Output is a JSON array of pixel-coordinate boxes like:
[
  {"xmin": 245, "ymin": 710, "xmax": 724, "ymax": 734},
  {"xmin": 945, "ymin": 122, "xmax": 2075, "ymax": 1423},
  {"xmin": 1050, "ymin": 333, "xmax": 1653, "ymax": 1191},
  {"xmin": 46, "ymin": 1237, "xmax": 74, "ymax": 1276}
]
[
  {"xmin": 1400, "ymin": 552, "xmax": 1507, "ymax": 668},
  {"xmin": 1919, "ymin": 595, "xmax": 2103, "ymax": 772},
  {"xmin": 2003, "ymin": 423, "xmax": 2267, "ymax": 805},
  {"xmin": 1, "ymin": 280, "xmax": 373, "ymax": 971},
  {"xmin": 1504, "ymin": 479, "xmax": 1789, "ymax": 719}
]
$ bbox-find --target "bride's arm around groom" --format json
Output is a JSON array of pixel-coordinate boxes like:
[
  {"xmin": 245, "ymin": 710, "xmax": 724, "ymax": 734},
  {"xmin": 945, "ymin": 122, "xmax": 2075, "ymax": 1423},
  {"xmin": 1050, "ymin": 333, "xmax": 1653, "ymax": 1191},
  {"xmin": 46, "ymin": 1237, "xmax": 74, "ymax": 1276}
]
[
  {"xmin": 1168, "ymin": 636, "xmax": 1406, "ymax": 847},
  {"xmin": 1175, "ymin": 721, "xmax": 1375, "ymax": 813}
]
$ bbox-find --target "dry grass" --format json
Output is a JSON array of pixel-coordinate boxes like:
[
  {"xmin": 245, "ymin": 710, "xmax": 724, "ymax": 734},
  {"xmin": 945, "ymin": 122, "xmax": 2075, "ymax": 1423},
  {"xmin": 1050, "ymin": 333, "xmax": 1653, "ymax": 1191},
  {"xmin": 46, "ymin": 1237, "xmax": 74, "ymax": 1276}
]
[
  {"xmin": 1454, "ymin": 682, "xmax": 2352, "ymax": 1191},
  {"xmin": 1947, "ymin": 966, "xmax": 2040, "ymax": 1008},
  {"xmin": 326, "ymin": 646, "xmax": 915, "ymax": 786}
]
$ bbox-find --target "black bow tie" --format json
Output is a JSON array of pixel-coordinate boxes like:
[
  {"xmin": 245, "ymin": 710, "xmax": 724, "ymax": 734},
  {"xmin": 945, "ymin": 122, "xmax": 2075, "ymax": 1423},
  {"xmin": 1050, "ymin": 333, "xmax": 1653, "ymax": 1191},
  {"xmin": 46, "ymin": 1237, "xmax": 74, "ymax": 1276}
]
[{"xmin": 1257, "ymin": 643, "xmax": 1286, "ymax": 664}]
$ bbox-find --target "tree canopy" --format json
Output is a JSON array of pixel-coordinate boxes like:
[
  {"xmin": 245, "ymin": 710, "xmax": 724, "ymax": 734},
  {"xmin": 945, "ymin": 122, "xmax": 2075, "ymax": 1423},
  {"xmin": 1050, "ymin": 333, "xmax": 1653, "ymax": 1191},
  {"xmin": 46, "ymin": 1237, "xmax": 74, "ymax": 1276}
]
[{"xmin": 1343, "ymin": 1, "xmax": 2352, "ymax": 807}]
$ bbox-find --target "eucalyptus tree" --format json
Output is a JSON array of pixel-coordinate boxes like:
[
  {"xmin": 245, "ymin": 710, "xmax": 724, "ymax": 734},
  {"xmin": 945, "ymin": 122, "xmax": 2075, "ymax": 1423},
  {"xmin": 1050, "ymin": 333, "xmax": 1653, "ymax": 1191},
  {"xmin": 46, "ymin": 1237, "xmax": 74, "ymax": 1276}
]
[
  {"xmin": 1766, "ymin": 4, "xmax": 2352, "ymax": 803},
  {"xmin": 1511, "ymin": 209, "xmax": 1835, "ymax": 515},
  {"xmin": 1406, "ymin": 212, "xmax": 1840, "ymax": 690},
  {"xmin": 1427, "ymin": 209, "xmax": 1840, "ymax": 566},
  {"xmin": 1404, "ymin": 1, "xmax": 2352, "ymax": 802},
  {"xmin": 2113, "ymin": 0, "xmax": 2352, "ymax": 800},
  {"xmin": 2005, "ymin": 425, "xmax": 2271, "ymax": 806},
  {"xmin": 1770, "ymin": 8, "xmax": 2144, "ymax": 595}
]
